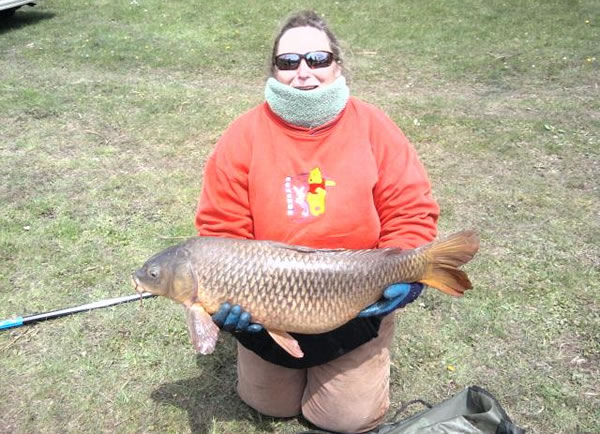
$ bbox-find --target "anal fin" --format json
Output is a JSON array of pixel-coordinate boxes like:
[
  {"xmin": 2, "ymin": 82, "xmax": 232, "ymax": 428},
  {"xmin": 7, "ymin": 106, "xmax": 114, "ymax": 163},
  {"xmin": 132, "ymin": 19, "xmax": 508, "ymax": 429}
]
[
  {"xmin": 268, "ymin": 329, "xmax": 304, "ymax": 358},
  {"xmin": 185, "ymin": 303, "xmax": 220, "ymax": 355}
]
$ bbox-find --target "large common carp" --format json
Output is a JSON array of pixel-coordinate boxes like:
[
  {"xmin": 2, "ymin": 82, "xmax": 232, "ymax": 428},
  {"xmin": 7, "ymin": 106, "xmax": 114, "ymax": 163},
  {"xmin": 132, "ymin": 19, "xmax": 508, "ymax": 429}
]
[{"xmin": 132, "ymin": 230, "xmax": 479, "ymax": 358}]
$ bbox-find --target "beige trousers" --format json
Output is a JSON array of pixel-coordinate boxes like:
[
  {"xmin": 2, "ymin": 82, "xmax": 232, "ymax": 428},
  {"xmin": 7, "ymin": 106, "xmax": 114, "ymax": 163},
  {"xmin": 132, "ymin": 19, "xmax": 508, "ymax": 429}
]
[{"xmin": 236, "ymin": 314, "xmax": 396, "ymax": 433}]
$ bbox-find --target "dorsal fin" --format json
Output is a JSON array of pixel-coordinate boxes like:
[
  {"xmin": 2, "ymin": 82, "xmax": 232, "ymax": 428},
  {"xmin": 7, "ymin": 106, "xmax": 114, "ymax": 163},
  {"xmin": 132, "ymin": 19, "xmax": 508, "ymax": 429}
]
[
  {"xmin": 264, "ymin": 241, "xmax": 401, "ymax": 258},
  {"xmin": 264, "ymin": 241, "xmax": 344, "ymax": 254}
]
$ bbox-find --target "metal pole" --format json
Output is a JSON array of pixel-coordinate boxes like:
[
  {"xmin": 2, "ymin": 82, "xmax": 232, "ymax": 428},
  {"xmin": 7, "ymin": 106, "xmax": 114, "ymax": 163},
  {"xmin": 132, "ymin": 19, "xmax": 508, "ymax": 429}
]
[{"xmin": 0, "ymin": 292, "xmax": 156, "ymax": 330}]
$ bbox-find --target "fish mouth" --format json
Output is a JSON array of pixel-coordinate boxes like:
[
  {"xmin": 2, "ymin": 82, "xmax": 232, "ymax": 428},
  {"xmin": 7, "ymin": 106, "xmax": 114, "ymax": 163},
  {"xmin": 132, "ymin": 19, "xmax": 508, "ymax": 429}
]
[
  {"xmin": 131, "ymin": 275, "xmax": 147, "ymax": 295},
  {"xmin": 131, "ymin": 275, "xmax": 154, "ymax": 305}
]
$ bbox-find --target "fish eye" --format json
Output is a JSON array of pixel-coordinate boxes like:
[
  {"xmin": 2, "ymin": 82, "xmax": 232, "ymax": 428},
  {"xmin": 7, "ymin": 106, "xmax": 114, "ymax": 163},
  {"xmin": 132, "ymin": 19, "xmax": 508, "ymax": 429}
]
[{"xmin": 148, "ymin": 266, "xmax": 160, "ymax": 279}]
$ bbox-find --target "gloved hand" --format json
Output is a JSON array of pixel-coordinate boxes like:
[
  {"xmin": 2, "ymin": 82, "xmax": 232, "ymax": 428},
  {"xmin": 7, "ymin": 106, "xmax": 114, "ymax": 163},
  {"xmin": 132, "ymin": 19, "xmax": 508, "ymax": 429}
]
[
  {"xmin": 211, "ymin": 302, "xmax": 264, "ymax": 333},
  {"xmin": 357, "ymin": 282, "xmax": 424, "ymax": 318}
]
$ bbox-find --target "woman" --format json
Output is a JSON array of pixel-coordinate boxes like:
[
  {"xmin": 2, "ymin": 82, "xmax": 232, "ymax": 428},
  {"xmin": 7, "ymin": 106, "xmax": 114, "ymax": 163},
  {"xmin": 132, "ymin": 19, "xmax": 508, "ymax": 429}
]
[{"xmin": 195, "ymin": 10, "xmax": 439, "ymax": 433}]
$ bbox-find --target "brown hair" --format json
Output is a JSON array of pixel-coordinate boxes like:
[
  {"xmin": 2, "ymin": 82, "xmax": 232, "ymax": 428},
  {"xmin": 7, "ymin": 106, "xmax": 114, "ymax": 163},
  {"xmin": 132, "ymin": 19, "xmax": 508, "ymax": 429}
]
[{"xmin": 269, "ymin": 10, "xmax": 344, "ymax": 76}]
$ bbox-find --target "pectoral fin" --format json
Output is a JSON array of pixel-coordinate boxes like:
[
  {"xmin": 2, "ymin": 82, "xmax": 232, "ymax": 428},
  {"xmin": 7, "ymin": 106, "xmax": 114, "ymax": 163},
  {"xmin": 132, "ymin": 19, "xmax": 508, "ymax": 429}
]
[
  {"xmin": 185, "ymin": 303, "xmax": 220, "ymax": 355},
  {"xmin": 267, "ymin": 329, "xmax": 304, "ymax": 358}
]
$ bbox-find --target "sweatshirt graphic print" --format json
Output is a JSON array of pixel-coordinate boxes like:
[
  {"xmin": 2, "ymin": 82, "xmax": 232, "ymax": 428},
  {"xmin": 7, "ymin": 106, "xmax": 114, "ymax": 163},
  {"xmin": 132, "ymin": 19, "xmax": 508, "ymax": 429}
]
[{"xmin": 285, "ymin": 167, "xmax": 336, "ymax": 219}]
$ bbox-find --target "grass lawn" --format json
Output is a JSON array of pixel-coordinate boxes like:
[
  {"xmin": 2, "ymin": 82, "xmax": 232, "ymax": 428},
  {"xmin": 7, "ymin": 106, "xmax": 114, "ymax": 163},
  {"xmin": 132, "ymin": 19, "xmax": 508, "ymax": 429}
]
[{"xmin": 1, "ymin": 0, "xmax": 598, "ymax": 432}]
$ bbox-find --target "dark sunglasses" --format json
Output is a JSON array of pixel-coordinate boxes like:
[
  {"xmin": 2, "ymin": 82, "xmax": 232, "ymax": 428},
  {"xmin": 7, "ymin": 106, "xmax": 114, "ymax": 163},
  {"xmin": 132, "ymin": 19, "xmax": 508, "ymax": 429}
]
[{"xmin": 274, "ymin": 51, "xmax": 335, "ymax": 71}]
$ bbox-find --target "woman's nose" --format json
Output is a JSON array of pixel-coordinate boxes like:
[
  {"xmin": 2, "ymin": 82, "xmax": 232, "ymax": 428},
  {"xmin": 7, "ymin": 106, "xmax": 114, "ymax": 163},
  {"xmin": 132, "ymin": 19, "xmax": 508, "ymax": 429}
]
[{"xmin": 296, "ymin": 59, "xmax": 312, "ymax": 77}]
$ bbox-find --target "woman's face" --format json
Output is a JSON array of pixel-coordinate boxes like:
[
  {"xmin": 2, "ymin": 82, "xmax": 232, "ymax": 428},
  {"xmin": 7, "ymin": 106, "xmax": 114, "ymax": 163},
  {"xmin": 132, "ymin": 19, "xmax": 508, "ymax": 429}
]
[{"xmin": 274, "ymin": 26, "xmax": 341, "ymax": 90}]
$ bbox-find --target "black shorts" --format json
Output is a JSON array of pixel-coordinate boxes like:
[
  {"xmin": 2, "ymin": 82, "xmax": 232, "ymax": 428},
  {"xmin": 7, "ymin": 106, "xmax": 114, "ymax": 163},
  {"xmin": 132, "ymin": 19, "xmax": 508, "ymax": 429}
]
[{"xmin": 234, "ymin": 316, "xmax": 383, "ymax": 369}]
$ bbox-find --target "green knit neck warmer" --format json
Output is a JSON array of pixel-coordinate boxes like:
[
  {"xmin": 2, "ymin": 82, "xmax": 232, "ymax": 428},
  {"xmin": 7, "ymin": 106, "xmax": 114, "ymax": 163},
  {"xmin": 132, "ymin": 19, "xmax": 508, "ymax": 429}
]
[{"xmin": 264, "ymin": 76, "xmax": 350, "ymax": 128}]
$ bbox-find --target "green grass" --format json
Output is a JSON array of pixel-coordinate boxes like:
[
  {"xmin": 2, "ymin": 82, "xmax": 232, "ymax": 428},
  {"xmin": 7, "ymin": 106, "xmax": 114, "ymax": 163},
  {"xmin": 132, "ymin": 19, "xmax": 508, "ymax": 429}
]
[{"xmin": 1, "ymin": 0, "xmax": 599, "ymax": 432}]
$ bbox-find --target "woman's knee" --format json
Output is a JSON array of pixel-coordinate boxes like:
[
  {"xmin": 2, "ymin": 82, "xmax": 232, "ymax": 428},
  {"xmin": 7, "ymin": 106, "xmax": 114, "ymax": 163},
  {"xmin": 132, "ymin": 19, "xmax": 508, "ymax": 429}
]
[
  {"xmin": 236, "ymin": 343, "xmax": 306, "ymax": 417},
  {"xmin": 237, "ymin": 382, "xmax": 303, "ymax": 418},
  {"xmin": 302, "ymin": 397, "xmax": 389, "ymax": 433}
]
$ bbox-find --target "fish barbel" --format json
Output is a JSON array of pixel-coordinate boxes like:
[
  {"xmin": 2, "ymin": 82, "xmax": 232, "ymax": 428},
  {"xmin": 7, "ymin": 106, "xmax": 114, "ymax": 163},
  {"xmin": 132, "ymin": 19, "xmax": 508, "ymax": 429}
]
[{"xmin": 132, "ymin": 230, "xmax": 479, "ymax": 358}]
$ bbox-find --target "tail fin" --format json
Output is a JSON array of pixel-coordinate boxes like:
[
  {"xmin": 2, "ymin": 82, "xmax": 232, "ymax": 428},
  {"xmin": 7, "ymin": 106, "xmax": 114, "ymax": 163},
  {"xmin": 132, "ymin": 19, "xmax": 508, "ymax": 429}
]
[{"xmin": 419, "ymin": 230, "xmax": 480, "ymax": 296}]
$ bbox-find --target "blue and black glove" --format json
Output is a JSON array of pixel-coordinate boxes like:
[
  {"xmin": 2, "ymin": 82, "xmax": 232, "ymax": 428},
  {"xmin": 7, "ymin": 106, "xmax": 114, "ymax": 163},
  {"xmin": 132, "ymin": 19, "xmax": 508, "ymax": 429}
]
[
  {"xmin": 212, "ymin": 302, "xmax": 264, "ymax": 333},
  {"xmin": 357, "ymin": 282, "xmax": 424, "ymax": 318}
]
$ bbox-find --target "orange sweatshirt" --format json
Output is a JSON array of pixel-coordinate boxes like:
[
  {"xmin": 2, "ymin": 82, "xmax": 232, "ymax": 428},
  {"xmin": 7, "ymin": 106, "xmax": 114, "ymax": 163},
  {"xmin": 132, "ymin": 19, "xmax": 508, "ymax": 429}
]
[{"xmin": 196, "ymin": 97, "xmax": 439, "ymax": 250}]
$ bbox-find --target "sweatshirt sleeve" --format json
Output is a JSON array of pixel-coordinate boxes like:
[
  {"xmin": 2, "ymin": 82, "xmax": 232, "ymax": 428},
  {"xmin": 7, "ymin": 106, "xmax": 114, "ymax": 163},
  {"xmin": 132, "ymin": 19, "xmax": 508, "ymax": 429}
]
[
  {"xmin": 195, "ymin": 121, "xmax": 254, "ymax": 239},
  {"xmin": 370, "ymin": 109, "xmax": 439, "ymax": 249}
]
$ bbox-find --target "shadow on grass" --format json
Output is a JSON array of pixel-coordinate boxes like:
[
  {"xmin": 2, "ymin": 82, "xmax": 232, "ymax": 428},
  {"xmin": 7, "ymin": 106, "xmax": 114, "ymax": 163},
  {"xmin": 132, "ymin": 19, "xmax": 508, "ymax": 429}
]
[
  {"xmin": 151, "ymin": 352, "xmax": 286, "ymax": 433},
  {"xmin": 0, "ymin": 10, "xmax": 55, "ymax": 34}
]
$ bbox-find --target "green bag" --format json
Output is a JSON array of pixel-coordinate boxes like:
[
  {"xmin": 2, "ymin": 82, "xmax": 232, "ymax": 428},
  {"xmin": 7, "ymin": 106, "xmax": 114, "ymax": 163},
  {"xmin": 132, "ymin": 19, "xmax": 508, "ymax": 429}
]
[
  {"xmin": 376, "ymin": 386, "xmax": 525, "ymax": 434},
  {"xmin": 299, "ymin": 386, "xmax": 524, "ymax": 434}
]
